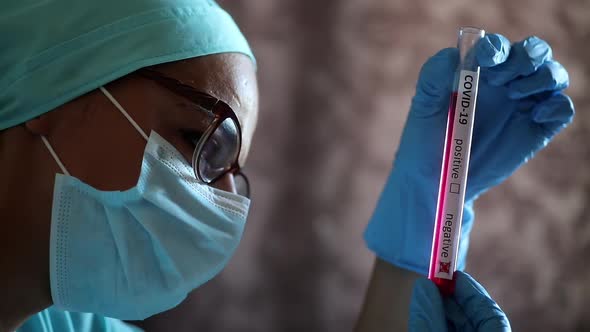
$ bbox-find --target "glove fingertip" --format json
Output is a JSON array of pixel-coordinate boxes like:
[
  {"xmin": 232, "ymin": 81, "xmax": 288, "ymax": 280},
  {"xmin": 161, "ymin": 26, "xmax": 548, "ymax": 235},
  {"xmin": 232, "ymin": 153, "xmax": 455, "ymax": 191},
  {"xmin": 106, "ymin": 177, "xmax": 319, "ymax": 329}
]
[
  {"xmin": 477, "ymin": 315, "xmax": 513, "ymax": 332},
  {"xmin": 532, "ymin": 93, "xmax": 575, "ymax": 125},
  {"xmin": 454, "ymin": 271, "xmax": 492, "ymax": 299},
  {"xmin": 546, "ymin": 60, "xmax": 571, "ymax": 88},
  {"xmin": 523, "ymin": 36, "xmax": 553, "ymax": 66},
  {"xmin": 422, "ymin": 47, "xmax": 459, "ymax": 71},
  {"xmin": 476, "ymin": 34, "xmax": 510, "ymax": 67},
  {"xmin": 414, "ymin": 277, "xmax": 438, "ymax": 291}
]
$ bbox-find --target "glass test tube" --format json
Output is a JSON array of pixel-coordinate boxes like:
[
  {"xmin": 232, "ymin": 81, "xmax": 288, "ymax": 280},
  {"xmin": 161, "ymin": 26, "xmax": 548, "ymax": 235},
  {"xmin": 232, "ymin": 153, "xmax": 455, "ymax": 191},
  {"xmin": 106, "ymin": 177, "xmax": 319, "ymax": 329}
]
[{"xmin": 428, "ymin": 27, "xmax": 484, "ymax": 295}]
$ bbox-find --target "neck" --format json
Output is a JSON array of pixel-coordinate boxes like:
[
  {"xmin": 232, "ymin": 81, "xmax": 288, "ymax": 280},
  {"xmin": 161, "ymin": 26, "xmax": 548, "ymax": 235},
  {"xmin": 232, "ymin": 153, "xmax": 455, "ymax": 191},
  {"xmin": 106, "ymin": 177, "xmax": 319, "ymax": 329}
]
[
  {"xmin": 0, "ymin": 307, "xmax": 35, "ymax": 332},
  {"xmin": 0, "ymin": 126, "xmax": 55, "ymax": 330}
]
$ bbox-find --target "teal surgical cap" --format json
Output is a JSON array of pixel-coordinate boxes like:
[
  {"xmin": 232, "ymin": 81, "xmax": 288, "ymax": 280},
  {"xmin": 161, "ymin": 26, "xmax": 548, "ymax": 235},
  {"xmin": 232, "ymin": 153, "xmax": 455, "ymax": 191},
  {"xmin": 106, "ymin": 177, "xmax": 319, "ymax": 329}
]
[{"xmin": 0, "ymin": 0, "xmax": 254, "ymax": 131}]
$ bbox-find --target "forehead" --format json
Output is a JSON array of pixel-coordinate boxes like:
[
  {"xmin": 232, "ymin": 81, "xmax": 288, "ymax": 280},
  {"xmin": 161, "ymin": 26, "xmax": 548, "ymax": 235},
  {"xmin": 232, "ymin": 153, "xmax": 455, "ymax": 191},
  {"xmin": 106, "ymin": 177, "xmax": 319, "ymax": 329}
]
[{"xmin": 152, "ymin": 53, "xmax": 258, "ymax": 165}]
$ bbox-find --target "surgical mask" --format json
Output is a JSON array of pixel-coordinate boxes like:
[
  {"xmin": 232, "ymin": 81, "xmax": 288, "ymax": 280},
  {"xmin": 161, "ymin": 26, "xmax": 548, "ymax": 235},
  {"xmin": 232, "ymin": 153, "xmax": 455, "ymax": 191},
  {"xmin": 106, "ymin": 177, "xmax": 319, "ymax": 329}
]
[{"xmin": 40, "ymin": 87, "xmax": 250, "ymax": 320}]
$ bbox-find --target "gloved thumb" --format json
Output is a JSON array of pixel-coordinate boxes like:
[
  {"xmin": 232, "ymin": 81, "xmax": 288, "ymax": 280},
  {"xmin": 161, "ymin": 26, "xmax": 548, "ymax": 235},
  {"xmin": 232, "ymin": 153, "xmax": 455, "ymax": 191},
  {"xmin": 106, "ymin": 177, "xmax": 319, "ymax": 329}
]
[
  {"xmin": 409, "ymin": 278, "xmax": 448, "ymax": 332},
  {"xmin": 475, "ymin": 34, "xmax": 511, "ymax": 68},
  {"xmin": 452, "ymin": 271, "xmax": 512, "ymax": 332},
  {"xmin": 532, "ymin": 92, "xmax": 575, "ymax": 137},
  {"xmin": 412, "ymin": 48, "xmax": 459, "ymax": 117}
]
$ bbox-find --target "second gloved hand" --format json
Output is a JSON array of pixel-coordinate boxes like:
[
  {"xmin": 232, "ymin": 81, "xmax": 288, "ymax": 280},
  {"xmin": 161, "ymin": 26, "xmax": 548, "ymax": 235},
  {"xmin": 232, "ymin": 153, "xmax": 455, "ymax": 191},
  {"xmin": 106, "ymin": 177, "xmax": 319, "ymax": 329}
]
[
  {"xmin": 364, "ymin": 34, "xmax": 574, "ymax": 274},
  {"xmin": 409, "ymin": 271, "xmax": 511, "ymax": 332}
]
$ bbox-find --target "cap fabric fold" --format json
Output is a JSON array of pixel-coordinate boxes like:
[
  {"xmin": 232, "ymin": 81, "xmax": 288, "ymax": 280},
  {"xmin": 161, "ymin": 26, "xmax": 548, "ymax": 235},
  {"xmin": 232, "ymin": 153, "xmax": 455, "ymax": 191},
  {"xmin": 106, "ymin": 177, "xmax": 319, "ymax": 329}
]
[{"xmin": 0, "ymin": 0, "xmax": 254, "ymax": 130}]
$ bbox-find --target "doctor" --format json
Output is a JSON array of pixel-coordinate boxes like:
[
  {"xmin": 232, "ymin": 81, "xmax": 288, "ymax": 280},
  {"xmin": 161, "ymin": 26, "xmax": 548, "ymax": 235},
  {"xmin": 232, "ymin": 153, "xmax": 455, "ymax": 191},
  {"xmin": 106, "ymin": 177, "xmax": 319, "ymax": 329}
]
[{"xmin": 0, "ymin": 0, "xmax": 573, "ymax": 331}]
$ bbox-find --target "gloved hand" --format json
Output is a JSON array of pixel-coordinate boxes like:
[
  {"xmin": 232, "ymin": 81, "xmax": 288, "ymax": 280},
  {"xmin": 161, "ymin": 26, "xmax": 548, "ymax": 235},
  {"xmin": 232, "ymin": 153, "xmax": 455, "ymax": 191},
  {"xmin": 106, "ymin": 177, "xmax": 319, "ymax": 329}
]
[
  {"xmin": 364, "ymin": 34, "xmax": 574, "ymax": 274},
  {"xmin": 409, "ymin": 271, "xmax": 511, "ymax": 332}
]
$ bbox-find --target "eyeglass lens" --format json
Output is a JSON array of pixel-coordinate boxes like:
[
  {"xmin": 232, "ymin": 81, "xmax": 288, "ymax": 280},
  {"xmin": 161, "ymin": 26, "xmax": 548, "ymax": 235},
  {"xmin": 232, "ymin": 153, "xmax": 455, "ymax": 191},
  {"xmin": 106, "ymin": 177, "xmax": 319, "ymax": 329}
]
[{"xmin": 196, "ymin": 117, "xmax": 241, "ymax": 183}]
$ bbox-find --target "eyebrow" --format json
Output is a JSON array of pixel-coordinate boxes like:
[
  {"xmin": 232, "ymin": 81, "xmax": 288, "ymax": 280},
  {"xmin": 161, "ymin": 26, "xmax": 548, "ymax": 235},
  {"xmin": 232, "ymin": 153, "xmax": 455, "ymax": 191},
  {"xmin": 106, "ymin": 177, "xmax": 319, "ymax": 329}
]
[{"xmin": 137, "ymin": 68, "xmax": 220, "ymax": 111}]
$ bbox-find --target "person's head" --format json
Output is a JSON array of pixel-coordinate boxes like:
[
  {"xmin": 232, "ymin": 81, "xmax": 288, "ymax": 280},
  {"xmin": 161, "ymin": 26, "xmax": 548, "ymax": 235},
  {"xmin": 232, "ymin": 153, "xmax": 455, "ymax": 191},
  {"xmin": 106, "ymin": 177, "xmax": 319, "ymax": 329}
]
[{"xmin": 0, "ymin": 0, "xmax": 258, "ymax": 327}]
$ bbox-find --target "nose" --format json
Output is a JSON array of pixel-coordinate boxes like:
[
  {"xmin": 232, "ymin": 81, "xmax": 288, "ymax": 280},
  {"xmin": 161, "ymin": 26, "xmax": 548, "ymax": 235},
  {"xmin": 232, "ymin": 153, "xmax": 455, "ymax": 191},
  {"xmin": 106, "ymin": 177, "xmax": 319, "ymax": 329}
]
[{"xmin": 210, "ymin": 172, "xmax": 237, "ymax": 194}]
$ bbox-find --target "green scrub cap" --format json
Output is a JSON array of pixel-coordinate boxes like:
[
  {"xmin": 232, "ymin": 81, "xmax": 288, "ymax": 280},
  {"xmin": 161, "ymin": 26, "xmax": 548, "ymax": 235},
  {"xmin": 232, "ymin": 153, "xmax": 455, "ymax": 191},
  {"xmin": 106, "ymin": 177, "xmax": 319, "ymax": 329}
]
[{"xmin": 0, "ymin": 0, "xmax": 254, "ymax": 130}]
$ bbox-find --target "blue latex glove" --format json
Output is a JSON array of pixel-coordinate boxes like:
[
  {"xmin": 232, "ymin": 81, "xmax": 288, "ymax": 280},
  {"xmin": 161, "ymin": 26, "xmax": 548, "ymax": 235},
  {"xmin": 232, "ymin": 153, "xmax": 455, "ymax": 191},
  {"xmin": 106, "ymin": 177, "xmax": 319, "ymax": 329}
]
[
  {"xmin": 364, "ymin": 34, "xmax": 574, "ymax": 274},
  {"xmin": 409, "ymin": 271, "xmax": 511, "ymax": 332}
]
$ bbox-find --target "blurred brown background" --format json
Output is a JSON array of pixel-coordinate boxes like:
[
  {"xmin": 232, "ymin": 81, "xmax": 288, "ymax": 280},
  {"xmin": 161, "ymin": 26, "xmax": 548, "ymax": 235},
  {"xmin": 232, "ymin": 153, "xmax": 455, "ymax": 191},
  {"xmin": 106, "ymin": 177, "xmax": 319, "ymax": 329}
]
[{"xmin": 137, "ymin": 1, "xmax": 590, "ymax": 331}]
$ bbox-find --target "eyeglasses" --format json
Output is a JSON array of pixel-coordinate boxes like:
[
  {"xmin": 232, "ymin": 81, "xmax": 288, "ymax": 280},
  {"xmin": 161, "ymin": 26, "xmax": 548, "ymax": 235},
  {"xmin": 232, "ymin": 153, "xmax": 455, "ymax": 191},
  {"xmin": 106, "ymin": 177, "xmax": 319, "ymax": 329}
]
[{"xmin": 137, "ymin": 68, "xmax": 250, "ymax": 198}]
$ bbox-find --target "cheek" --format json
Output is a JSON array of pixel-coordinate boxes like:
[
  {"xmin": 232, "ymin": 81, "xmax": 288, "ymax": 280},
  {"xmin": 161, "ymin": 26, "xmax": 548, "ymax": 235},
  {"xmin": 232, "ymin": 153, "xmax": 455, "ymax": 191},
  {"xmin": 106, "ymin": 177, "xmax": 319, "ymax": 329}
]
[
  {"xmin": 149, "ymin": 110, "xmax": 213, "ymax": 168},
  {"xmin": 149, "ymin": 112, "xmax": 201, "ymax": 166},
  {"xmin": 112, "ymin": 80, "xmax": 196, "ymax": 166},
  {"xmin": 153, "ymin": 127, "xmax": 196, "ymax": 166},
  {"xmin": 210, "ymin": 173, "xmax": 237, "ymax": 194},
  {"xmin": 51, "ymin": 102, "xmax": 147, "ymax": 191}
]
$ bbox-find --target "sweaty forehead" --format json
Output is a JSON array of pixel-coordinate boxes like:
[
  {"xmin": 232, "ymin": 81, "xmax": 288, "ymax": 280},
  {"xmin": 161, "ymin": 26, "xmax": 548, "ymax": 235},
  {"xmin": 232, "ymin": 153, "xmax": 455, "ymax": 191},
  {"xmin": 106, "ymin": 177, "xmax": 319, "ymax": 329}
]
[{"xmin": 153, "ymin": 53, "xmax": 259, "ymax": 165}]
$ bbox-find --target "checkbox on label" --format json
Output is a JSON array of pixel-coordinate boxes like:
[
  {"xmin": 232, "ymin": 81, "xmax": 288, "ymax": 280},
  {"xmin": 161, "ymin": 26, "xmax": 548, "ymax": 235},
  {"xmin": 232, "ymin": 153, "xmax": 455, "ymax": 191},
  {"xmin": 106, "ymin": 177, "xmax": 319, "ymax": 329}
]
[{"xmin": 450, "ymin": 183, "xmax": 460, "ymax": 194}]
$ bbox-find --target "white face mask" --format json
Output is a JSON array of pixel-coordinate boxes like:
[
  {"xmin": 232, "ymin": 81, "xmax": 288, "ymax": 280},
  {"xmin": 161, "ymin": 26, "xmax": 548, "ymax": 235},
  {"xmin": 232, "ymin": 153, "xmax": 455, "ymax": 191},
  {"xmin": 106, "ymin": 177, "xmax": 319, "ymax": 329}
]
[{"xmin": 41, "ymin": 87, "xmax": 250, "ymax": 320}]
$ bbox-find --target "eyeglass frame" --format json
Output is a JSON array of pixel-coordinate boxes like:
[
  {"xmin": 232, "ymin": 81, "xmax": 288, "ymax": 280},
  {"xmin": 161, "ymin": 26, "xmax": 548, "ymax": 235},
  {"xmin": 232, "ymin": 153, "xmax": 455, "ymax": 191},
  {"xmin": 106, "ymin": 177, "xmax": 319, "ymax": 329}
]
[{"xmin": 136, "ymin": 68, "xmax": 250, "ymax": 197}]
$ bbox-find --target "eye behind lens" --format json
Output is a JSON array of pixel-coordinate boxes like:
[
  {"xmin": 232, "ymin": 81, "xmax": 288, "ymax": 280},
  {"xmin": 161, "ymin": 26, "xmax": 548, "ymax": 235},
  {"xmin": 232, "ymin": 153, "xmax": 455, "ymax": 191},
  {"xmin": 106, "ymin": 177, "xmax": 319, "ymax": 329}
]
[
  {"xmin": 180, "ymin": 129, "xmax": 203, "ymax": 147},
  {"xmin": 193, "ymin": 117, "xmax": 242, "ymax": 184}
]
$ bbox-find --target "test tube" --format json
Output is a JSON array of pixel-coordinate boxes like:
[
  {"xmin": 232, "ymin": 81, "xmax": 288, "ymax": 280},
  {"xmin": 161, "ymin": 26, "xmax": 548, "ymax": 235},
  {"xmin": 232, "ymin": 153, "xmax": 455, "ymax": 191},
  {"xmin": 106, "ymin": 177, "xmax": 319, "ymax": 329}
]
[{"xmin": 428, "ymin": 27, "xmax": 484, "ymax": 295}]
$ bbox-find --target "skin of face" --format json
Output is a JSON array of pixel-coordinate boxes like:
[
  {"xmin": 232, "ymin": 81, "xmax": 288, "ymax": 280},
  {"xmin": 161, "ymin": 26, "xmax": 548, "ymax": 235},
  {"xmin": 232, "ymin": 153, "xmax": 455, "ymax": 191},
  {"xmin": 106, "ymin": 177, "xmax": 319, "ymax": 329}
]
[{"xmin": 0, "ymin": 52, "xmax": 258, "ymax": 329}]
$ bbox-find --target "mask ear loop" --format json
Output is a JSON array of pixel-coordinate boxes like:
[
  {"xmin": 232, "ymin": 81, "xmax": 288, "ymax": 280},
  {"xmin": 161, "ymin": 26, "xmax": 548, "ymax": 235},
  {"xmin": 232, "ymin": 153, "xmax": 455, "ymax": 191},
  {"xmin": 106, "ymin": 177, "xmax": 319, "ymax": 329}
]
[
  {"xmin": 41, "ymin": 136, "xmax": 70, "ymax": 176},
  {"xmin": 99, "ymin": 86, "xmax": 148, "ymax": 141},
  {"xmin": 40, "ymin": 87, "xmax": 146, "ymax": 177}
]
